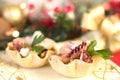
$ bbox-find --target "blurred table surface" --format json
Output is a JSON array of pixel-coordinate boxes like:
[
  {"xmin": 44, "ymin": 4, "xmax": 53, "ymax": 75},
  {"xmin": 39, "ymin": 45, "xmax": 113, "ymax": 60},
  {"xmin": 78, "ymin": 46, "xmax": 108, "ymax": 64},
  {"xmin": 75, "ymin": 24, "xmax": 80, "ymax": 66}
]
[{"xmin": 0, "ymin": 51, "xmax": 120, "ymax": 80}]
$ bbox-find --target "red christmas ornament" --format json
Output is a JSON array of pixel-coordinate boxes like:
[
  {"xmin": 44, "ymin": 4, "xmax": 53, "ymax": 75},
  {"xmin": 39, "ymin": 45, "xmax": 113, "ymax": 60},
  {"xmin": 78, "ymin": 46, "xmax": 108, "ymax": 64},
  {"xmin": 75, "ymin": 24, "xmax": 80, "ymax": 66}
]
[
  {"xmin": 54, "ymin": 7, "xmax": 62, "ymax": 13},
  {"xmin": 40, "ymin": 19, "xmax": 56, "ymax": 28},
  {"xmin": 28, "ymin": 3, "xmax": 35, "ymax": 10},
  {"xmin": 109, "ymin": 0, "xmax": 120, "ymax": 12},
  {"xmin": 63, "ymin": 5, "xmax": 75, "ymax": 13},
  {"xmin": 44, "ymin": 10, "xmax": 51, "ymax": 19}
]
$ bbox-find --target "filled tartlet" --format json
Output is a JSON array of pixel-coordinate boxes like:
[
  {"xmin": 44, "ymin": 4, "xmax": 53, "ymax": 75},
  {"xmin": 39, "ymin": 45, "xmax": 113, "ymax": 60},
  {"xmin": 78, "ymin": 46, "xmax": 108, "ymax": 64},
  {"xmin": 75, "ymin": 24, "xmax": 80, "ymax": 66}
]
[
  {"xmin": 5, "ymin": 31, "xmax": 56, "ymax": 68},
  {"xmin": 49, "ymin": 41, "xmax": 93, "ymax": 77},
  {"xmin": 49, "ymin": 40, "xmax": 113, "ymax": 77}
]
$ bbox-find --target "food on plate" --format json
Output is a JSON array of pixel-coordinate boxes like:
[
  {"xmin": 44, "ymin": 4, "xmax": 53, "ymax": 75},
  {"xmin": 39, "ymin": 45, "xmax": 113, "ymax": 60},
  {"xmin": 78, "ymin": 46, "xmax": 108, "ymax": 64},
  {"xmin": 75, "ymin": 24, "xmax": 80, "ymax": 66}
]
[
  {"xmin": 49, "ymin": 40, "xmax": 113, "ymax": 77},
  {"xmin": 5, "ymin": 31, "xmax": 56, "ymax": 68}
]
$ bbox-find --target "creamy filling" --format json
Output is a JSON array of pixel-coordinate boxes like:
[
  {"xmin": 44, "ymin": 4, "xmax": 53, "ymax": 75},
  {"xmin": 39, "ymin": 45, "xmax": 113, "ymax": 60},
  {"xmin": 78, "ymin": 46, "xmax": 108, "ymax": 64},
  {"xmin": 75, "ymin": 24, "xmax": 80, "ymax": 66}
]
[{"xmin": 20, "ymin": 48, "xmax": 30, "ymax": 57}]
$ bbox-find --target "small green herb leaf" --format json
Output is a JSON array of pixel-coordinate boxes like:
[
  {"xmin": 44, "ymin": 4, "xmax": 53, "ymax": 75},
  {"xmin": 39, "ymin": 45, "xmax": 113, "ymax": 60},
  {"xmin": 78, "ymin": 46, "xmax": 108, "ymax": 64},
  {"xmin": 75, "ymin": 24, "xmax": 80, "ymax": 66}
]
[
  {"xmin": 95, "ymin": 49, "xmax": 113, "ymax": 59},
  {"xmin": 86, "ymin": 40, "xmax": 113, "ymax": 60},
  {"xmin": 32, "ymin": 35, "xmax": 46, "ymax": 46},
  {"xmin": 31, "ymin": 35, "xmax": 46, "ymax": 54},
  {"xmin": 86, "ymin": 40, "xmax": 97, "ymax": 52},
  {"xmin": 32, "ymin": 46, "xmax": 45, "ymax": 54}
]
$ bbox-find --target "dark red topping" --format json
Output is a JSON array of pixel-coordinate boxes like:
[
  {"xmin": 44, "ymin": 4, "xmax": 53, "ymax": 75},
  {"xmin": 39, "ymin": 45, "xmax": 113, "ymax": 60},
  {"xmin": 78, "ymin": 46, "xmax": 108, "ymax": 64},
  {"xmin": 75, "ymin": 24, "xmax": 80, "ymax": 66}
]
[
  {"xmin": 60, "ymin": 41, "xmax": 93, "ymax": 64},
  {"xmin": 12, "ymin": 38, "xmax": 26, "ymax": 52}
]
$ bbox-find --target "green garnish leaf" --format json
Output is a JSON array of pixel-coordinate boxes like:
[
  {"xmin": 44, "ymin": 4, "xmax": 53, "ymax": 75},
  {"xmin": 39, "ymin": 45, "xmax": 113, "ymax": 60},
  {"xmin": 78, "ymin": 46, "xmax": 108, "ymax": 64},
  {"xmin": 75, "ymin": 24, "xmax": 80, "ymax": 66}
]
[
  {"xmin": 31, "ymin": 35, "xmax": 46, "ymax": 54},
  {"xmin": 32, "ymin": 35, "xmax": 46, "ymax": 46},
  {"xmin": 96, "ymin": 49, "xmax": 113, "ymax": 59},
  {"xmin": 32, "ymin": 46, "xmax": 45, "ymax": 55},
  {"xmin": 89, "ymin": 49, "xmax": 113, "ymax": 60},
  {"xmin": 86, "ymin": 40, "xmax": 113, "ymax": 60},
  {"xmin": 86, "ymin": 40, "xmax": 97, "ymax": 52}
]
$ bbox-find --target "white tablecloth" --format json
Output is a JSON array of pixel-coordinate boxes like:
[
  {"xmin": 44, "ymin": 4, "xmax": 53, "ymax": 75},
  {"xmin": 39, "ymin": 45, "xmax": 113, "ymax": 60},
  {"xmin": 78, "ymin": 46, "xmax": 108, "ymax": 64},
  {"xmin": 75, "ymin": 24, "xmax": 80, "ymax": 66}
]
[{"xmin": 0, "ymin": 51, "xmax": 120, "ymax": 80}]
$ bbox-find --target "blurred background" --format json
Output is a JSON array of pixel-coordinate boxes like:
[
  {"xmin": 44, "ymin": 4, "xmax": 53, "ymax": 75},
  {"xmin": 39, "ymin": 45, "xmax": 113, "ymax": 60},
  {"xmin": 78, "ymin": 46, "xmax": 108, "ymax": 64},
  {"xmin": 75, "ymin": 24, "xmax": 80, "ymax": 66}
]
[{"xmin": 0, "ymin": 0, "xmax": 120, "ymax": 52}]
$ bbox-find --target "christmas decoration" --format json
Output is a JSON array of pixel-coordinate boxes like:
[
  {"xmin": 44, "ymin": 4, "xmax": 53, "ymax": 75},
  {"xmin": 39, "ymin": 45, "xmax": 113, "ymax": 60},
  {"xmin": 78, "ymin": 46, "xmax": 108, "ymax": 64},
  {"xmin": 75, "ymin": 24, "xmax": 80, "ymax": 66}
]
[
  {"xmin": 0, "ymin": 0, "xmax": 120, "ymax": 52},
  {"xmin": 2, "ymin": 4, "xmax": 26, "ymax": 30},
  {"xmin": 22, "ymin": 3, "xmax": 82, "ymax": 42},
  {"xmin": 81, "ymin": 0, "xmax": 120, "ymax": 52},
  {"xmin": 109, "ymin": 0, "xmax": 120, "ymax": 13}
]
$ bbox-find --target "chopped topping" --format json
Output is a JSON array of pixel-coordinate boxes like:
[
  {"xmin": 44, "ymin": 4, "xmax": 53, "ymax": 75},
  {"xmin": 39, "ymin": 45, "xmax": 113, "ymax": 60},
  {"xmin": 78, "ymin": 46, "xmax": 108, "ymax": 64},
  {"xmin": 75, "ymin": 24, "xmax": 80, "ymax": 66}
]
[
  {"xmin": 11, "ymin": 35, "xmax": 47, "ymax": 58},
  {"xmin": 60, "ymin": 41, "xmax": 93, "ymax": 64},
  {"xmin": 59, "ymin": 45, "xmax": 72, "ymax": 55},
  {"xmin": 82, "ymin": 50, "xmax": 93, "ymax": 63},
  {"xmin": 20, "ymin": 48, "xmax": 30, "ymax": 57},
  {"xmin": 12, "ymin": 38, "xmax": 26, "ymax": 51},
  {"xmin": 59, "ymin": 42, "xmax": 77, "ymax": 54}
]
